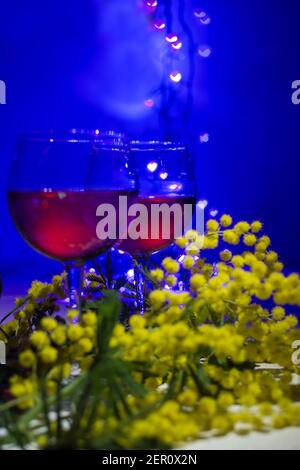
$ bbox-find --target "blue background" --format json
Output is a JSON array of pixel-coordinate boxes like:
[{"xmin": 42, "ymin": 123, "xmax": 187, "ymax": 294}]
[{"xmin": 0, "ymin": 0, "xmax": 300, "ymax": 293}]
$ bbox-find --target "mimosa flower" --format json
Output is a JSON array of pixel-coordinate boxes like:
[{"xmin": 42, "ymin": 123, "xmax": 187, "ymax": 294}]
[
  {"xmin": 39, "ymin": 346, "xmax": 58, "ymax": 364},
  {"xmin": 149, "ymin": 290, "xmax": 167, "ymax": 309},
  {"xmin": 165, "ymin": 275, "xmax": 177, "ymax": 287},
  {"xmin": 30, "ymin": 331, "xmax": 49, "ymax": 349},
  {"xmin": 251, "ymin": 221, "xmax": 263, "ymax": 233},
  {"xmin": 19, "ymin": 349, "xmax": 35, "ymax": 368},
  {"xmin": 76, "ymin": 338, "xmax": 93, "ymax": 355},
  {"xmin": 231, "ymin": 255, "xmax": 245, "ymax": 268},
  {"xmin": 206, "ymin": 219, "xmax": 219, "ymax": 232},
  {"xmin": 220, "ymin": 249, "xmax": 232, "ymax": 262},
  {"xmin": 243, "ymin": 234, "xmax": 257, "ymax": 246},
  {"xmin": 234, "ymin": 221, "xmax": 250, "ymax": 234},
  {"xmin": 67, "ymin": 324, "xmax": 84, "ymax": 342},
  {"xmin": 190, "ymin": 273, "xmax": 206, "ymax": 289},
  {"xmin": 41, "ymin": 317, "xmax": 57, "ymax": 332},
  {"xmin": 223, "ymin": 230, "xmax": 240, "ymax": 245},
  {"xmin": 82, "ymin": 312, "xmax": 97, "ymax": 327},
  {"xmin": 51, "ymin": 326, "xmax": 67, "ymax": 346},
  {"xmin": 162, "ymin": 257, "xmax": 180, "ymax": 274},
  {"xmin": 220, "ymin": 214, "xmax": 233, "ymax": 227},
  {"xmin": 150, "ymin": 268, "xmax": 164, "ymax": 282},
  {"xmin": 182, "ymin": 255, "xmax": 195, "ymax": 269},
  {"xmin": 272, "ymin": 306, "xmax": 285, "ymax": 321},
  {"xmin": 3, "ymin": 213, "xmax": 300, "ymax": 448},
  {"xmin": 176, "ymin": 236, "xmax": 188, "ymax": 248}
]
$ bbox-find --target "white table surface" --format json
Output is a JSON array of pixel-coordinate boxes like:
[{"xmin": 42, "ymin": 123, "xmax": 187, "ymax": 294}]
[{"xmin": 180, "ymin": 427, "xmax": 300, "ymax": 450}]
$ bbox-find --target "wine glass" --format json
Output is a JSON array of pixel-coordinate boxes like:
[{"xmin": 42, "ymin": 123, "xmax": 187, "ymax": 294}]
[
  {"xmin": 8, "ymin": 130, "xmax": 137, "ymax": 312},
  {"xmin": 120, "ymin": 141, "xmax": 196, "ymax": 312}
]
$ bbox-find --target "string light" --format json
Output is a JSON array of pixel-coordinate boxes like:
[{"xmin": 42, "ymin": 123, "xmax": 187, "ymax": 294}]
[
  {"xmin": 198, "ymin": 199, "xmax": 208, "ymax": 209},
  {"xmin": 193, "ymin": 9, "xmax": 211, "ymax": 25},
  {"xmin": 193, "ymin": 10, "xmax": 207, "ymax": 19},
  {"xmin": 169, "ymin": 183, "xmax": 182, "ymax": 191},
  {"xmin": 165, "ymin": 33, "xmax": 179, "ymax": 43},
  {"xmin": 126, "ymin": 269, "xmax": 135, "ymax": 280},
  {"xmin": 198, "ymin": 46, "xmax": 212, "ymax": 58},
  {"xmin": 144, "ymin": 0, "xmax": 158, "ymax": 14},
  {"xmin": 154, "ymin": 20, "xmax": 166, "ymax": 30},
  {"xmin": 147, "ymin": 161, "xmax": 158, "ymax": 172},
  {"xmin": 200, "ymin": 16, "xmax": 211, "ymax": 25},
  {"xmin": 199, "ymin": 133, "xmax": 210, "ymax": 143},
  {"xmin": 144, "ymin": 99, "xmax": 155, "ymax": 108},
  {"xmin": 159, "ymin": 171, "xmax": 168, "ymax": 180},
  {"xmin": 169, "ymin": 72, "xmax": 182, "ymax": 83},
  {"xmin": 171, "ymin": 41, "xmax": 183, "ymax": 50},
  {"xmin": 141, "ymin": 1, "xmax": 211, "ymax": 146}
]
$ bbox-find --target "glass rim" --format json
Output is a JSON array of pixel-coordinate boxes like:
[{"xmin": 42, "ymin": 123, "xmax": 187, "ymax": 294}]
[
  {"xmin": 17, "ymin": 130, "xmax": 128, "ymax": 144},
  {"xmin": 130, "ymin": 140, "xmax": 187, "ymax": 151}
]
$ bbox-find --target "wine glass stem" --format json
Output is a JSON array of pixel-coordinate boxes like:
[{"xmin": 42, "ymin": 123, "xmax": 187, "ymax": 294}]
[
  {"xmin": 134, "ymin": 257, "xmax": 146, "ymax": 314},
  {"xmin": 64, "ymin": 262, "xmax": 84, "ymax": 314}
]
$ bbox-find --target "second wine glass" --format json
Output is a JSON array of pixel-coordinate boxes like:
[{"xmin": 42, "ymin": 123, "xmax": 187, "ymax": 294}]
[{"xmin": 120, "ymin": 141, "xmax": 196, "ymax": 312}]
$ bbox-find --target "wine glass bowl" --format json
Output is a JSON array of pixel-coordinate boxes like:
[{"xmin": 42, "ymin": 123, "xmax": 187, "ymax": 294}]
[
  {"xmin": 120, "ymin": 141, "xmax": 196, "ymax": 256},
  {"xmin": 8, "ymin": 130, "xmax": 137, "ymax": 309}
]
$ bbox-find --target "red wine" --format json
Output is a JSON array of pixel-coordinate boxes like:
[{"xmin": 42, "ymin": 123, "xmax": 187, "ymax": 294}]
[
  {"xmin": 8, "ymin": 189, "xmax": 134, "ymax": 262},
  {"xmin": 120, "ymin": 195, "xmax": 195, "ymax": 256}
]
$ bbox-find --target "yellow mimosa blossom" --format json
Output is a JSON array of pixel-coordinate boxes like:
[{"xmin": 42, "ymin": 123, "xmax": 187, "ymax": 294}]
[
  {"xmin": 220, "ymin": 214, "xmax": 233, "ymax": 227},
  {"xmin": 206, "ymin": 219, "xmax": 219, "ymax": 232},
  {"xmin": 39, "ymin": 346, "xmax": 58, "ymax": 364},
  {"xmin": 251, "ymin": 221, "xmax": 263, "ymax": 233},
  {"xmin": 30, "ymin": 330, "xmax": 49, "ymax": 349},
  {"xmin": 150, "ymin": 268, "xmax": 164, "ymax": 282},
  {"xmin": 162, "ymin": 257, "xmax": 180, "ymax": 274},
  {"xmin": 19, "ymin": 349, "xmax": 35, "ymax": 368}
]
